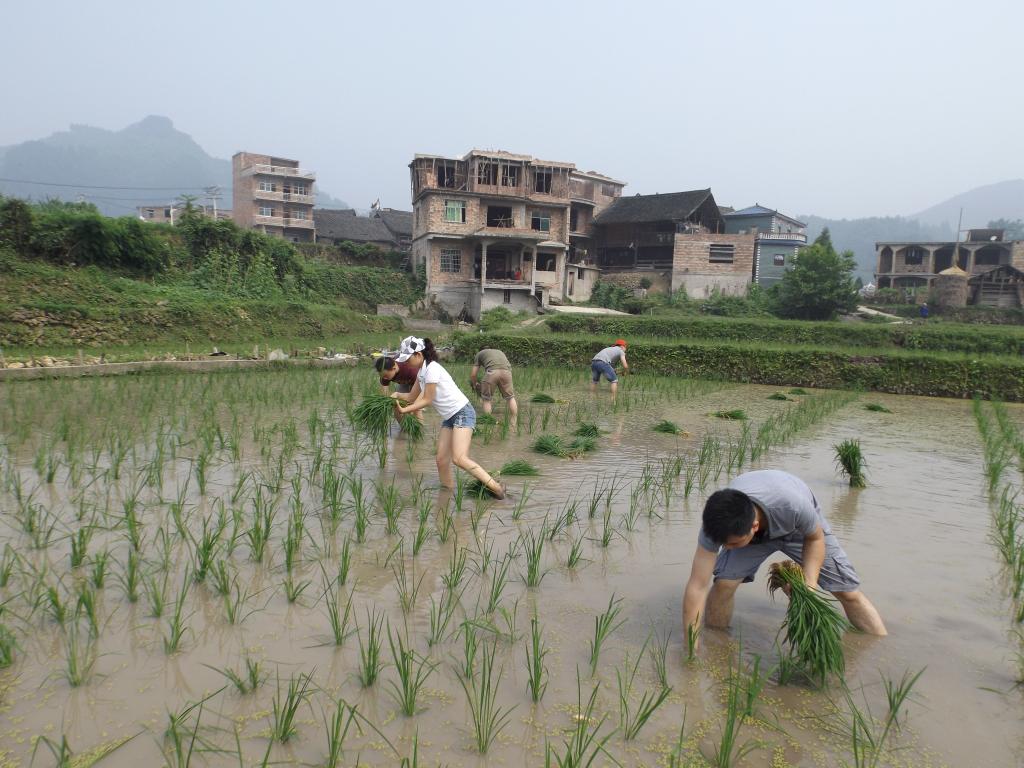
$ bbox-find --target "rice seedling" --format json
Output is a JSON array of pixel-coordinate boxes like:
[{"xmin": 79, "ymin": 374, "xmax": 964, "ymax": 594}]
[
  {"xmin": 704, "ymin": 650, "xmax": 761, "ymax": 768},
  {"xmin": 485, "ymin": 552, "xmax": 514, "ymax": 613},
  {"xmin": 459, "ymin": 639, "xmax": 516, "ymax": 754},
  {"xmin": 0, "ymin": 623, "xmax": 16, "ymax": 668},
  {"xmin": 499, "ymin": 459, "xmax": 539, "ymax": 476},
  {"xmin": 164, "ymin": 694, "xmax": 213, "ymax": 768},
  {"xmin": 566, "ymin": 530, "xmax": 586, "ymax": 569},
  {"xmin": 525, "ymin": 616, "xmax": 549, "ymax": 702},
  {"xmin": 412, "ymin": 497, "xmax": 432, "ymax": 555},
  {"xmin": 357, "ymin": 606, "xmax": 386, "ymax": 687},
  {"xmin": 428, "ymin": 592, "xmax": 458, "ymax": 646},
  {"xmin": 767, "ymin": 393, "xmax": 791, "ymax": 401},
  {"xmin": 649, "ymin": 628, "xmax": 671, "ymax": 689},
  {"xmin": 45, "ymin": 582, "xmax": 70, "ymax": 625},
  {"xmin": 386, "ymin": 622, "xmax": 438, "ymax": 716},
  {"xmin": 712, "ymin": 409, "xmax": 747, "ymax": 420},
  {"xmin": 376, "ymin": 477, "xmax": 403, "ymax": 536},
  {"xmin": 566, "ymin": 436, "xmax": 597, "ymax": 457},
  {"xmin": 457, "ymin": 621, "xmax": 479, "ymax": 679},
  {"xmin": 393, "ymin": 557, "xmax": 425, "ymax": 613},
  {"xmin": 573, "ymin": 422, "xmax": 601, "ymax": 439},
  {"xmin": 512, "ymin": 482, "xmax": 533, "ymax": 521},
  {"xmin": 768, "ymin": 561, "xmax": 850, "ymax": 686},
  {"xmin": 533, "ymin": 434, "xmax": 568, "ymax": 457},
  {"xmin": 598, "ymin": 504, "xmax": 615, "ymax": 548},
  {"xmin": 63, "ymin": 624, "xmax": 97, "ymax": 687},
  {"xmin": 321, "ymin": 697, "xmax": 358, "ymax": 768},
  {"xmin": 353, "ymin": 394, "xmax": 399, "ymax": 466},
  {"xmin": 270, "ymin": 669, "xmax": 314, "ymax": 743},
  {"xmin": 588, "ymin": 594, "xmax": 625, "ymax": 676},
  {"xmin": 164, "ymin": 574, "xmax": 192, "ymax": 654},
  {"xmin": 283, "ymin": 573, "xmax": 311, "ymax": 604},
  {"xmin": 616, "ymin": 645, "xmax": 672, "ymax": 740},
  {"xmin": 788, "ymin": 387, "xmax": 808, "ymax": 395},
  {"xmin": 863, "ymin": 402, "xmax": 892, "ymax": 413},
  {"xmin": 443, "ymin": 547, "xmax": 470, "ymax": 595},
  {"xmin": 653, "ymin": 419, "xmax": 684, "ymax": 434},
  {"xmin": 400, "ymin": 413, "xmax": 424, "ymax": 442},
  {"xmin": 76, "ymin": 583, "xmax": 100, "ymax": 636},
  {"xmin": 544, "ymin": 670, "xmax": 615, "ymax": 768},
  {"xmin": 531, "ymin": 393, "xmax": 556, "ymax": 403},
  {"xmin": 69, "ymin": 525, "xmax": 93, "ymax": 569},
  {"xmin": 834, "ymin": 439, "xmax": 868, "ymax": 488},
  {"xmin": 210, "ymin": 656, "xmax": 265, "ymax": 694},
  {"xmin": 145, "ymin": 572, "xmax": 167, "ymax": 618},
  {"xmin": 520, "ymin": 525, "xmax": 548, "ymax": 587},
  {"xmin": 839, "ymin": 669, "xmax": 924, "ymax": 768},
  {"xmin": 549, "ymin": 500, "xmax": 579, "ymax": 540},
  {"xmin": 437, "ymin": 504, "xmax": 456, "ymax": 542},
  {"xmin": 337, "ymin": 535, "xmax": 353, "ymax": 586},
  {"xmin": 686, "ymin": 612, "xmax": 701, "ymax": 662}
]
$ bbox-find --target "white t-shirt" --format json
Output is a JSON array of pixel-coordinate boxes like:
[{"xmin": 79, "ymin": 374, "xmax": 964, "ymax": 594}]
[{"xmin": 417, "ymin": 361, "xmax": 469, "ymax": 420}]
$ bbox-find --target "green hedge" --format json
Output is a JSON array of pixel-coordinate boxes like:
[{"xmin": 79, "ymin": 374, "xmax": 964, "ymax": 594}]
[
  {"xmin": 455, "ymin": 333, "xmax": 1024, "ymax": 401},
  {"xmin": 544, "ymin": 315, "xmax": 1024, "ymax": 356}
]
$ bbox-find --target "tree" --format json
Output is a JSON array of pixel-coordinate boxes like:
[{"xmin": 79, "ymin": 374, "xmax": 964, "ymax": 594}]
[
  {"xmin": 987, "ymin": 218, "xmax": 1024, "ymax": 240},
  {"xmin": 775, "ymin": 229, "xmax": 859, "ymax": 320}
]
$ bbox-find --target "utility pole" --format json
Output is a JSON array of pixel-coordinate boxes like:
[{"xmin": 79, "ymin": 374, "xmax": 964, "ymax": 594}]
[{"xmin": 205, "ymin": 185, "xmax": 222, "ymax": 219}]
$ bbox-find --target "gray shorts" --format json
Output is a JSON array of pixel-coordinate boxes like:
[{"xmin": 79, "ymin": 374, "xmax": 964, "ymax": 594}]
[{"xmin": 713, "ymin": 533, "xmax": 861, "ymax": 593}]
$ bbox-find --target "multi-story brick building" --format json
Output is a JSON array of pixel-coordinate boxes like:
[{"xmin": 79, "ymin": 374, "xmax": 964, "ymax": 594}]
[
  {"xmin": 409, "ymin": 150, "xmax": 624, "ymax": 319},
  {"xmin": 232, "ymin": 152, "xmax": 316, "ymax": 242},
  {"xmin": 592, "ymin": 189, "xmax": 756, "ymax": 297},
  {"xmin": 722, "ymin": 205, "xmax": 807, "ymax": 287},
  {"xmin": 875, "ymin": 228, "xmax": 1024, "ymax": 307},
  {"xmin": 137, "ymin": 204, "xmax": 231, "ymax": 225}
]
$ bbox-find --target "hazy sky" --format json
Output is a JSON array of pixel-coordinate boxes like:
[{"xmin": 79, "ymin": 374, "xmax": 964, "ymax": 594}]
[{"xmin": 3, "ymin": 0, "xmax": 1022, "ymax": 218}]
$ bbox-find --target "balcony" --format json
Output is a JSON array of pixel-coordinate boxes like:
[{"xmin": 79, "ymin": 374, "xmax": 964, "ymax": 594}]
[
  {"xmin": 254, "ymin": 188, "xmax": 284, "ymax": 201},
  {"xmin": 759, "ymin": 232, "xmax": 807, "ymax": 243},
  {"xmin": 284, "ymin": 218, "xmax": 314, "ymax": 229},
  {"xmin": 283, "ymin": 192, "xmax": 313, "ymax": 204},
  {"xmin": 254, "ymin": 214, "xmax": 285, "ymax": 227},
  {"xmin": 242, "ymin": 164, "xmax": 316, "ymax": 180}
]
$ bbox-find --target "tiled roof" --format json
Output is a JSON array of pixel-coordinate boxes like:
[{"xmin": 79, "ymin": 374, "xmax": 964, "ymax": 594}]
[
  {"xmin": 314, "ymin": 209, "xmax": 393, "ymax": 243},
  {"xmin": 593, "ymin": 189, "xmax": 713, "ymax": 225}
]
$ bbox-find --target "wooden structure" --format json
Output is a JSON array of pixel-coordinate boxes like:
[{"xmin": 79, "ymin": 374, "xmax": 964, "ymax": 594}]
[{"xmin": 968, "ymin": 264, "xmax": 1024, "ymax": 308}]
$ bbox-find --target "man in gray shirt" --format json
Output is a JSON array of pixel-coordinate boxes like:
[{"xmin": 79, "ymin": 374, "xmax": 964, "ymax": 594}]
[
  {"xmin": 469, "ymin": 348, "xmax": 518, "ymax": 427},
  {"xmin": 682, "ymin": 469, "xmax": 887, "ymax": 644},
  {"xmin": 590, "ymin": 339, "xmax": 630, "ymax": 395}
]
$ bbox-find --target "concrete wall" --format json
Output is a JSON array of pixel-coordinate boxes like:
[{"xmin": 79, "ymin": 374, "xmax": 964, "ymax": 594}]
[
  {"xmin": 671, "ymin": 232, "xmax": 755, "ymax": 296},
  {"xmin": 598, "ymin": 271, "xmax": 672, "ymax": 293},
  {"xmin": 754, "ymin": 243, "xmax": 797, "ymax": 286}
]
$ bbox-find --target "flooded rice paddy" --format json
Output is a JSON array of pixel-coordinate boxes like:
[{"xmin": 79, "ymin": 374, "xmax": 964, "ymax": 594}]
[{"xmin": 0, "ymin": 366, "xmax": 1021, "ymax": 767}]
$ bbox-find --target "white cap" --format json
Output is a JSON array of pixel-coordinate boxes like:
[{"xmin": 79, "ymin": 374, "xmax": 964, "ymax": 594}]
[{"xmin": 395, "ymin": 336, "xmax": 425, "ymax": 363}]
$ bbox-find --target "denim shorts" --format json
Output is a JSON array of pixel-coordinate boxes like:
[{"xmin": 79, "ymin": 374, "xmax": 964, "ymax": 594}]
[
  {"xmin": 712, "ymin": 533, "xmax": 861, "ymax": 593},
  {"xmin": 441, "ymin": 402, "xmax": 477, "ymax": 430},
  {"xmin": 591, "ymin": 359, "xmax": 617, "ymax": 383}
]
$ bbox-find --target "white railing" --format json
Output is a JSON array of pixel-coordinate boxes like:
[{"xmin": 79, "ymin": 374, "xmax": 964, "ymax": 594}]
[
  {"xmin": 284, "ymin": 218, "xmax": 314, "ymax": 228},
  {"xmin": 254, "ymin": 189, "xmax": 284, "ymax": 201},
  {"xmin": 243, "ymin": 164, "xmax": 316, "ymax": 180},
  {"xmin": 254, "ymin": 215, "xmax": 285, "ymax": 226},
  {"xmin": 283, "ymin": 192, "xmax": 313, "ymax": 203},
  {"xmin": 760, "ymin": 232, "xmax": 807, "ymax": 242}
]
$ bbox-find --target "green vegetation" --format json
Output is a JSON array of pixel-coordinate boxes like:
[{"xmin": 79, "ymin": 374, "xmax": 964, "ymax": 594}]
[
  {"xmin": 0, "ymin": 196, "xmax": 419, "ymax": 352},
  {"xmin": 653, "ymin": 419, "xmax": 684, "ymax": 434},
  {"xmin": 834, "ymin": 439, "xmax": 868, "ymax": 487},
  {"xmin": 863, "ymin": 403, "xmax": 891, "ymax": 413},
  {"xmin": 455, "ymin": 333, "xmax": 1024, "ymax": 401},
  {"xmin": 768, "ymin": 561, "xmax": 850, "ymax": 687},
  {"xmin": 774, "ymin": 229, "xmax": 859, "ymax": 320},
  {"xmin": 713, "ymin": 409, "xmax": 747, "ymax": 420},
  {"xmin": 530, "ymin": 393, "xmax": 557, "ymax": 403}
]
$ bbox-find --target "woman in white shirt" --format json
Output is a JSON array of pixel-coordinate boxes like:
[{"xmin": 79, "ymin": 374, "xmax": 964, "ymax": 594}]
[{"xmin": 392, "ymin": 337, "xmax": 505, "ymax": 498}]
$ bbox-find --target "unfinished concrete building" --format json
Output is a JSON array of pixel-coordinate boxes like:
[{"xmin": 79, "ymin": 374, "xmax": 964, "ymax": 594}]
[
  {"xmin": 875, "ymin": 228, "xmax": 1024, "ymax": 306},
  {"xmin": 591, "ymin": 189, "xmax": 756, "ymax": 296},
  {"xmin": 408, "ymin": 150, "xmax": 624, "ymax": 319}
]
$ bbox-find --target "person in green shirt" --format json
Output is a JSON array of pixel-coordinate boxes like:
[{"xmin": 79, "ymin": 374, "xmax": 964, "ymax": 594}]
[{"xmin": 469, "ymin": 347, "xmax": 518, "ymax": 427}]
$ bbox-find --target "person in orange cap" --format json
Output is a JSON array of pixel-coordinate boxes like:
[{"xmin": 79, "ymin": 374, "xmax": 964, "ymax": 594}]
[{"xmin": 589, "ymin": 339, "xmax": 630, "ymax": 395}]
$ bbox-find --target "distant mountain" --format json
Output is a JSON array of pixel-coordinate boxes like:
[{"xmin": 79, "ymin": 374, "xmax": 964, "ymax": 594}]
[
  {"xmin": 802, "ymin": 215, "xmax": 952, "ymax": 282},
  {"xmin": 909, "ymin": 178, "xmax": 1024, "ymax": 230},
  {"xmin": 0, "ymin": 116, "xmax": 347, "ymax": 216}
]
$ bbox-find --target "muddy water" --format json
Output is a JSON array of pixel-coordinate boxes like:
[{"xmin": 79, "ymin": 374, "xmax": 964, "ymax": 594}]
[{"xmin": 0, "ymin": 373, "xmax": 1022, "ymax": 767}]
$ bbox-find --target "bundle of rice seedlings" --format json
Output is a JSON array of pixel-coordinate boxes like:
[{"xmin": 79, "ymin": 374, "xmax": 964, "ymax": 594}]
[
  {"xmin": 566, "ymin": 436, "xmax": 596, "ymax": 457},
  {"xmin": 573, "ymin": 422, "xmax": 601, "ymax": 438},
  {"xmin": 834, "ymin": 439, "xmax": 867, "ymax": 488},
  {"xmin": 712, "ymin": 409, "xmax": 747, "ymax": 420},
  {"xmin": 498, "ymin": 460, "xmax": 538, "ymax": 476},
  {"xmin": 788, "ymin": 387, "xmax": 809, "ymax": 395},
  {"xmin": 476, "ymin": 412, "xmax": 499, "ymax": 426},
  {"xmin": 652, "ymin": 419, "xmax": 682, "ymax": 434},
  {"xmin": 531, "ymin": 393, "xmax": 556, "ymax": 404},
  {"xmin": 767, "ymin": 393, "xmax": 791, "ymax": 401},
  {"xmin": 532, "ymin": 434, "xmax": 567, "ymax": 457},
  {"xmin": 768, "ymin": 561, "xmax": 850, "ymax": 687},
  {"xmin": 353, "ymin": 394, "xmax": 399, "ymax": 438},
  {"xmin": 400, "ymin": 414, "xmax": 424, "ymax": 442},
  {"xmin": 863, "ymin": 403, "xmax": 892, "ymax": 413}
]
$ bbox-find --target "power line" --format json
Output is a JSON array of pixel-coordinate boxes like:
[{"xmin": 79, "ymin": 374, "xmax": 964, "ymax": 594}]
[{"xmin": 0, "ymin": 176, "xmax": 212, "ymax": 191}]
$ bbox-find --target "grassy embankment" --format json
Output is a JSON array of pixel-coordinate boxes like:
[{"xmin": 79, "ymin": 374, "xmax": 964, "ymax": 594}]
[{"xmin": 454, "ymin": 317, "xmax": 1024, "ymax": 401}]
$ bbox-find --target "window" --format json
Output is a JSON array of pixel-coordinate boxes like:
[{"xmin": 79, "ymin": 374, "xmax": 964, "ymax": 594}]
[
  {"xmin": 537, "ymin": 253, "xmax": 556, "ymax": 271},
  {"xmin": 503, "ymin": 289, "xmax": 512, "ymax": 304},
  {"xmin": 535, "ymin": 167, "xmax": 552, "ymax": 194},
  {"xmin": 259, "ymin": 206, "xmax": 274, "ymax": 217},
  {"xmin": 444, "ymin": 200, "xmax": 467, "ymax": 223},
  {"xmin": 531, "ymin": 211, "xmax": 551, "ymax": 232},
  {"xmin": 284, "ymin": 184, "xmax": 307, "ymax": 196},
  {"xmin": 290, "ymin": 210, "xmax": 307, "ymax": 220},
  {"xmin": 501, "ymin": 164, "xmax": 520, "ymax": 188},
  {"xmin": 487, "ymin": 206, "xmax": 513, "ymax": 228},
  {"xmin": 773, "ymin": 254, "xmax": 785, "ymax": 267},
  {"xmin": 258, "ymin": 181, "xmax": 276, "ymax": 192},
  {"xmin": 569, "ymin": 208, "xmax": 578, "ymax": 231},
  {"xmin": 904, "ymin": 247, "xmax": 924, "ymax": 265},
  {"xmin": 477, "ymin": 162, "xmax": 497, "ymax": 185},
  {"xmin": 164, "ymin": 208, "xmax": 171, "ymax": 218},
  {"xmin": 144, "ymin": 209, "xmax": 154, "ymax": 219},
  {"xmin": 602, "ymin": 183, "xmax": 618, "ymax": 197},
  {"xmin": 437, "ymin": 162, "xmax": 456, "ymax": 188},
  {"xmin": 709, "ymin": 244, "xmax": 735, "ymax": 263},
  {"xmin": 439, "ymin": 248, "xmax": 461, "ymax": 273}
]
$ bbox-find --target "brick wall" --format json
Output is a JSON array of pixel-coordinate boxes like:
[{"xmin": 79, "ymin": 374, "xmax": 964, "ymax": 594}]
[{"xmin": 672, "ymin": 232, "xmax": 754, "ymax": 296}]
